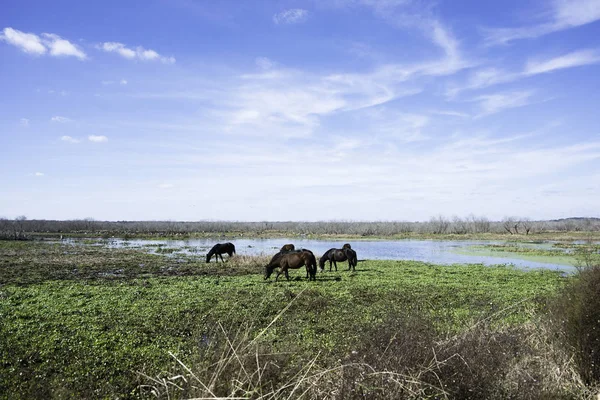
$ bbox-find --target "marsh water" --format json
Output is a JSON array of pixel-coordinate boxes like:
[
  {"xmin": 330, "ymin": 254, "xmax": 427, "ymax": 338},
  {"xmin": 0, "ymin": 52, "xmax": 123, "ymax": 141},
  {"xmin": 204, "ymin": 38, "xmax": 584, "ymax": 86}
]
[{"xmin": 63, "ymin": 237, "xmax": 581, "ymax": 271}]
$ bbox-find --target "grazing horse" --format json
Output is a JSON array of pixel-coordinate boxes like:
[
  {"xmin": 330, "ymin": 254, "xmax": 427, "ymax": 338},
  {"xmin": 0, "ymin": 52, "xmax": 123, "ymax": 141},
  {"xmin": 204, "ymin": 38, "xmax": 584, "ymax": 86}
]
[
  {"xmin": 206, "ymin": 242, "xmax": 236, "ymax": 263},
  {"xmin": 319, "ymin": 247, "xmax": 358, "ymax": 272},
  {"xmin": 264, "ymin": 249, "xmax": 317, "ymax": 281}
]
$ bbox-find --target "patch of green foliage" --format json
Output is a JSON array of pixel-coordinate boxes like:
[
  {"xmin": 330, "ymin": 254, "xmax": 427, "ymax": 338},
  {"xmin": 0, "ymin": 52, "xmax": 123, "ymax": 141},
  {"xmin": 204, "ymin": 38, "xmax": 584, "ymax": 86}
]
[
  {"xmin": 460, "ymin": 243, "xmax": 579, "ymax": 266},
  {"xmin": 0, "ymin": 240, "xmax": 568, "ymax": 398}
]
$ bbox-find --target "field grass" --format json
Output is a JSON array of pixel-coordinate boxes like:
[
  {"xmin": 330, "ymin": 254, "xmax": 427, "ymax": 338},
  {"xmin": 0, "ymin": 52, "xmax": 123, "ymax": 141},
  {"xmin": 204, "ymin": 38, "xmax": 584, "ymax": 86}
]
[{"xmin": 0, "ymin": 240, "xmax": 587, "ymax": 399}]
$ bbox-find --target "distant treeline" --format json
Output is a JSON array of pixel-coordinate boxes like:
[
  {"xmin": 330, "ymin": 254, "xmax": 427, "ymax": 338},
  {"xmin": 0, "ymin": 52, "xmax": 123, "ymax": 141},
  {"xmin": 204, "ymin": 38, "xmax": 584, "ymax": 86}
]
[{"xmin": 1, "ymin": 216, "xmax": 599, "ymax": 239}]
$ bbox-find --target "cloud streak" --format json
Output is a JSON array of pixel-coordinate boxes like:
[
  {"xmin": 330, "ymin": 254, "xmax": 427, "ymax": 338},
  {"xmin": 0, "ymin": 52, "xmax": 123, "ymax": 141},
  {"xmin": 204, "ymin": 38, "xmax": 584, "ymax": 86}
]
[
  {"xmin": 447, "ymin": 49, "xmax": 600, "ymax": 98},
  {"xmin": 99, "ymin": 42, "xmax": 175, "ymax": 64},
  {"xmin": 483, "ymin": 0, "xmax": 600, "ymax": 46},
  {"xmin": 88, "ymin": 135, "xmax": 108, "ymax": 143},
  {"xmin": 273, "ymin": 9, "xmax": 309, "ymax": 24}
]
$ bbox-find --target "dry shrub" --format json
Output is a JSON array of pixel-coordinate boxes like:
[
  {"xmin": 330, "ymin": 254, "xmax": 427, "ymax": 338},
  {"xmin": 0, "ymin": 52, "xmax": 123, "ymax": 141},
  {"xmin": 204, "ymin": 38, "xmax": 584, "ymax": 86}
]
[
  {"xmin": 140, "ymin": 298, "xmax": 594, "ymax": 399},
  {"xmin": 549, "ymin": 265, "xmax": 600, "ymax": 385},
  {"xmin": 337, "ymin": 311, "xmax": 590, "ymax": 400}
]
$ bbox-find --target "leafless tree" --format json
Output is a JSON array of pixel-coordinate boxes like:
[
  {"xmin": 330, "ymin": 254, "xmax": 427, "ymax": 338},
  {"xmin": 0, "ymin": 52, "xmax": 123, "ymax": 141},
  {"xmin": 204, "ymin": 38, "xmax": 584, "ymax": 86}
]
[
  {"xmin": 429, "ymin": 215, "xmax": 450, "ymax": 234},
  {"xmin": 520, "ymin": 218, "xmax": 533, "ymax": 235}
]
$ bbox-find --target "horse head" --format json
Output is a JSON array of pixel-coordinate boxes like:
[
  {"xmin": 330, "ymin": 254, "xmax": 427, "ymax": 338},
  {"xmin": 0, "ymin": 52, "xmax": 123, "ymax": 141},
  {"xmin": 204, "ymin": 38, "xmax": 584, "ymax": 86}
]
[{"xmin": 264, "ymin": 264, "xmax": 274, "ymax": 280}]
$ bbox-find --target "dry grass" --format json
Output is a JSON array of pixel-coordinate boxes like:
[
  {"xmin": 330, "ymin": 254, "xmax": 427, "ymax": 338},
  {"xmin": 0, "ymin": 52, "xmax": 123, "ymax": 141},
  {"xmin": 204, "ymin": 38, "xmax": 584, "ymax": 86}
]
[{"xmin": 139, "ymin": 293, "xmax": 596, "ymax": 400}]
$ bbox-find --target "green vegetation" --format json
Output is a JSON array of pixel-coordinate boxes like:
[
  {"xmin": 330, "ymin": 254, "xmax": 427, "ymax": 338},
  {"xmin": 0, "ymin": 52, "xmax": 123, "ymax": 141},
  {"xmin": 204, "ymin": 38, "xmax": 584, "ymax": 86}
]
[
  {"xmin": 461, "ymin": 242, "xmax": 600, "ymax": 267},
  {"xmin": 0, "ymin": 240, "xmax": 597, "ymax": 399}
]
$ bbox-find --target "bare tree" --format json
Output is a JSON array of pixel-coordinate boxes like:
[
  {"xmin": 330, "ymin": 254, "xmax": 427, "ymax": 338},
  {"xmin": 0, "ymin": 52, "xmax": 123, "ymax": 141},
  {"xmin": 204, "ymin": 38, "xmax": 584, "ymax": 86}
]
[
  {"xmin": 452, "ymin": 216, "xmax": 469, "ymax": 234},
  {"xmin": 12, "ymin": 215, "xmax": 28, "ymax": 240},
  {"xmin": 429, "ymin": 215, "xmax": 450, "ymax": 234},
  {"xmin": 502, "ymin": 217, "xmax": 519, "ymax": 235},
  {"xmin": 521, "ymin": 218, "xmax": 533, "ymax": 235}
]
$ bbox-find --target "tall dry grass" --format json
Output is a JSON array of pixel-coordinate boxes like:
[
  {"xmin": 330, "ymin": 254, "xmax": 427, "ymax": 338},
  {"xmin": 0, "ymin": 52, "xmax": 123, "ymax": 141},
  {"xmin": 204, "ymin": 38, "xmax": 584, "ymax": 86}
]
[{"xmin": 139, "ymin": 291, "xmax": 596, "ymax": 399}]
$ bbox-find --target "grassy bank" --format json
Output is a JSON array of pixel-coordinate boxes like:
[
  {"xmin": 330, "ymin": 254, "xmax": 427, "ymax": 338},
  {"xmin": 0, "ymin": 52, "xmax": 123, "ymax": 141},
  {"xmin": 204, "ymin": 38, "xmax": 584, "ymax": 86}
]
[{"xmin": 0, "ymin": 240, "xmax": 592, "ymax": 399}]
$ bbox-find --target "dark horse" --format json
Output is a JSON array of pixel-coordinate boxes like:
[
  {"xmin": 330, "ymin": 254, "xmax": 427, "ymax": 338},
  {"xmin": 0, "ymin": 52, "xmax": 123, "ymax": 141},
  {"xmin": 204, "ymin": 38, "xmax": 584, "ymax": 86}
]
[
  {"xmin": 264, "ymin": 249, "xmax": 317, "ymax": 281},
  {"xmin": 280, "ymin": 243, "xmax": 295, "ymax": 252},
  {"xmin": 206, "ymin": 242, "xmax": 236, "ymax": 263},
  {"xmin": 319, "ymin": 247, "xmax": 358, "ymax": 272}
]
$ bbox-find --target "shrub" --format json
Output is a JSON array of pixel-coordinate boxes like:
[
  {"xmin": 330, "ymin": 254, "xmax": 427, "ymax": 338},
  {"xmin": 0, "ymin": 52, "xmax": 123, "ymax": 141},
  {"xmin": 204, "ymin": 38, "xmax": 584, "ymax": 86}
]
[{"xmin": 550, "ymin": 265, "xmax": 600, "ymax": 385}]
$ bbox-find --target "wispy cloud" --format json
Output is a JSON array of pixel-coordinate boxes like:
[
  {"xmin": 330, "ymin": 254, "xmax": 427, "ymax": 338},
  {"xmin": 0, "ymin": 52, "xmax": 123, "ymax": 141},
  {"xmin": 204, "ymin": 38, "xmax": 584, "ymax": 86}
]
[
  {"xmin": 61, "ymin": 135, "xmax": 81, "ymax": 143},
  {"xmin": 51, "ymin": 116, "xmax": 73, "ymax": 123},
  {"xmin": 524, "ymin": 49, "xmax": 600, "ymax": 75},
  {"xmin": 102, "ymin": 79, "xmax": 128, "ymax": 85},
  {"xmin": 34, "ymin": 172, "xmax": 44, "ymax": 177},
  {"xmin": 255, "ymin": 57, "xmax": 276, "ymax": 70},
  {"xmin": 99, "ymin": 42, "xmax": 175, "ymax": 64},
  {"xmin": 483, "ymin": 0, "xmax": 600, "ymax": 46},
  {"xmin": 447, "ymin": 48, "xmax": 600, "ymax": 98},
  {"xmin": 0, "ymin": 27, "xmax": 86, "ymax": 59},
  {"xmin": 20, "ymin": 118, "xmax": 29, "ymax": 127},
  {"xmin": 158, "ymin": 183, "xmax": 174, "ymax": 189},
  {"xmin": 473, "ymin": 90, "xmax": 536, "ymax": 117},
  {"xmin": 88, "ymin": 135, "xmax": 108, "ymax": 143},
  {"xmin": 273, "ymin": 9, "xmax": 309, "ymax": 24}
]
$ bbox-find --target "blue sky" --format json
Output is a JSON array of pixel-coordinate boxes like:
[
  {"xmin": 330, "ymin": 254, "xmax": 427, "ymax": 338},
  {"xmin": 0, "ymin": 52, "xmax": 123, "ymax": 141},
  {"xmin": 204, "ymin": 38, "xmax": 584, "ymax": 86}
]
[{"xmin": 1, "ymin": 0, "xmax": 599, "ymax": 221}]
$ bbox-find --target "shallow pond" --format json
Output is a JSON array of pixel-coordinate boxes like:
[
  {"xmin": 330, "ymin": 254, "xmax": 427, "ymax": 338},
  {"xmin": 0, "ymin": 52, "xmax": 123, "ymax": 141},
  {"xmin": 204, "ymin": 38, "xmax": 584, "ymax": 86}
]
[{"xmin": 63, "ymin": 237, "xmax": 579, "ymax": 271}]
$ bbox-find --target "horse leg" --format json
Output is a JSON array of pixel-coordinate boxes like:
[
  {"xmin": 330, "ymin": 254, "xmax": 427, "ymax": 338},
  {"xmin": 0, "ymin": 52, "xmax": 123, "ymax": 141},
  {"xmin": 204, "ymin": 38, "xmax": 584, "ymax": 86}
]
[{"xmin": 333, "ymin": 260, "xmax": 337, "ymax": 272}]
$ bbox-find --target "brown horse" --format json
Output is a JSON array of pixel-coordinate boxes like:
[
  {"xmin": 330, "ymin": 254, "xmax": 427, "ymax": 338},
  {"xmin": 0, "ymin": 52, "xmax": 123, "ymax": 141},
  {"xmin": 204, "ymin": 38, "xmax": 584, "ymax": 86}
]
[
  {"xmin": 206, "ymin": 242, "xmax": 236, "ymax": 263},
  {"xmin": 319, "ymin": 247, "xmax": 358, "ymax": 272},
  {"xmin": 280, "ymin": 243, "xmax": 295, "ymax": 252},
  {"xmin": 264, "ymin": 249, "xmax": 317, "ymax": 281}
]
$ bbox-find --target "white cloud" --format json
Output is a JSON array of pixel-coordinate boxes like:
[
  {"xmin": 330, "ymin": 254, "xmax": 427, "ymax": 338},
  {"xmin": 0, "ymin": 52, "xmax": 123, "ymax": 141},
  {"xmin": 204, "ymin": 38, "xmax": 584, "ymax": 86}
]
[
  {"xmin": 34, "ymin": 172, "xmax": 44, "ymax": 177},
  {"xmin": 51, "ymin": 116, "xmax": 72, "ymax": 123},
  {"xmin": 20, "ymin": 118, "xmax": 29, "ymax": 127},
  {"xmin": 99, "ymin": 42, "xmax": 176, "ymax": 64},
  {"xmin": 273, "ymin": 9, "xmax": 309, "ymax": 24},
  {"xmin": 0, "ymin": 27, "xmax": 86, "ymax": 59},
  {"xmin": 484, "ymin": 0, "xmax": 600, "ymax": 46},
  {"xmin": 88, "ymin": 135, "xmax": 108, "ymax": 143},
  {"xmin": 102, "ymin": 79, "xmax": 128, "ymax": 85},
  {"xmin": 61, "ymin": 135, "xmax": 80, "ymax": 143},
  {"xmin": 158, "ymin": 183, "xmax": 174, "ymax": 189},
  {"xmin": 447, "ymin": 49, "xmax": 600, "ymax": 98},
  {"xmin": 524, "ymin": 49, "xmax": 600, "ymax": 75},
  {"xmin": 255, "ymin": 57, "xmax": 275, "ymax": 70},
  {"xmin": 474, "ymin": 90, "xmax": 536, "ymax": 117},
  {"xmin": 41, "ymin": 33, "xmax": 86, "ymax": 60},
  {"xmin": 0, "ymin": 27, "xmax": 46, "ymax": 55}
]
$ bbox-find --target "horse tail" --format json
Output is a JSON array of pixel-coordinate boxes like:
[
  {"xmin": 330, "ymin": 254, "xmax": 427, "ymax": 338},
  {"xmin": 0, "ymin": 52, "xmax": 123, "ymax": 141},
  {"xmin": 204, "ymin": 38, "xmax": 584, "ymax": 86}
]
[{"xmin": 231, "ymin": 243, "xmax": 236, "ymax": 254}]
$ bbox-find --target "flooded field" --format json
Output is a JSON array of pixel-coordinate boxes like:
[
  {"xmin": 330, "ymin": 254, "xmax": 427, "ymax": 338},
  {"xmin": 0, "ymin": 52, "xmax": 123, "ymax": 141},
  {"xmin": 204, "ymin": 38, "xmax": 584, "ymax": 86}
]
[{"xmin": 61, "ymin": 237, "xmax": 585, "ymax": 271}]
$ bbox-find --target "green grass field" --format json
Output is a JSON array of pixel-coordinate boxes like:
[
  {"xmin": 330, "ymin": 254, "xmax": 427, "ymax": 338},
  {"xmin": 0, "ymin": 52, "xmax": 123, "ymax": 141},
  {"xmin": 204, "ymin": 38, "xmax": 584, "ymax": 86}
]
[{"xmin": 0, "ymin": 240, "xmax": 587, "ymax": 399}]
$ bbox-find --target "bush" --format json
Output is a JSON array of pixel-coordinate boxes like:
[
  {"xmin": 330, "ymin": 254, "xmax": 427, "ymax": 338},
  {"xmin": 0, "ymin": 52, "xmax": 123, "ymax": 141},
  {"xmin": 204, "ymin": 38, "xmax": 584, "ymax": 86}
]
[{"xmin": 550, "ymin": 265, "xmax": 600, "ymax": 384}]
